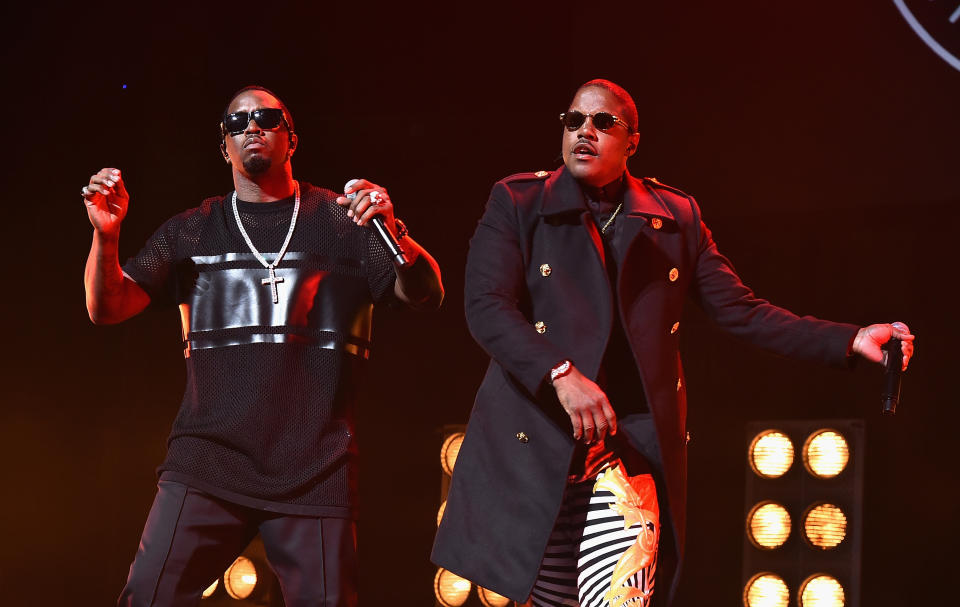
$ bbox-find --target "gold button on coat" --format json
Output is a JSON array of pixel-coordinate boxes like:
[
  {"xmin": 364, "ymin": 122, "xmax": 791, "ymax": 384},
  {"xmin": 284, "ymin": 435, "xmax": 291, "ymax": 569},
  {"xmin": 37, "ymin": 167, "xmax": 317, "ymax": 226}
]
[
  {"xmin": 669, "ymin": 268, "xmax": 679, "ymax": 282},
  {"xmin": 535, "ymin": 321, "xmax": 546, "ymax": 334},
  {"xmin": 535, "ymin": 170, "xmax": 549, "ymax": 177},
  {"xmin": 516, "ymin": 431, "xmax": 529, "ymax": 443},
  {"xmin": 539, "ymin": 264, "xmax": 552, "ymax": 277},
  {"xmin": 651, "ymin": 217, "xmax": 663, "ymax": 230},
  {"xmin": 670, "ymin": 322, "xmax": 680, "ymax": 334}
]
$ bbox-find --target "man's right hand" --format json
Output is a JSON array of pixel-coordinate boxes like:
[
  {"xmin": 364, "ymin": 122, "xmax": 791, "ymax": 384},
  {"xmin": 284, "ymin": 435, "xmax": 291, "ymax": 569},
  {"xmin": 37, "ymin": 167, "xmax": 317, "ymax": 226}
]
[
  {"xmin": 82, "ymin": 168, "xmax": 129, "ymax": 237},
  {"xmin": 552, "ymin": 365, "xmax": 618, "ymax": 444}
]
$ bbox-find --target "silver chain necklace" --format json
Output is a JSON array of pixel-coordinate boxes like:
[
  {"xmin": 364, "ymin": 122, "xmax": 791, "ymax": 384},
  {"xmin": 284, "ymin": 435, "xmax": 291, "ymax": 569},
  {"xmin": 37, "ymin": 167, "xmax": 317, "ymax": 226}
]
[{"xmin": 231, "ymin": 181, "xmax": 301, "ymax": 304}]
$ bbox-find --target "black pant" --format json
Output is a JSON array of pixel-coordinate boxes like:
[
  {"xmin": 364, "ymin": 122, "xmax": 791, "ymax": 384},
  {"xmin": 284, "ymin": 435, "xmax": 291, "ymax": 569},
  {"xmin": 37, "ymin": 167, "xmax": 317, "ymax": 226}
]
[{"xmin": 118, "ymin": 480, "xmax": 357, "ymax": 607}]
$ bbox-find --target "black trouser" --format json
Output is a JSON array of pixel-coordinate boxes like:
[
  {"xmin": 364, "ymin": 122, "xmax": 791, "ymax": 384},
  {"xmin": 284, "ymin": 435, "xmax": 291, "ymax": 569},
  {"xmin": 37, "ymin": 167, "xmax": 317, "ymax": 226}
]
[{"xmin": 118, "ymin": 480, "xmax": 357, "ymax": 607}]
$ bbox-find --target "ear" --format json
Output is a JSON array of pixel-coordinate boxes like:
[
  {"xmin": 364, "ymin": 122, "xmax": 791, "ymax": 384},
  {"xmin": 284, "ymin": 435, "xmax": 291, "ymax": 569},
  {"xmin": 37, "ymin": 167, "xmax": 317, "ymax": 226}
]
[
  {"xmin": 286, "ymin": 132, "xmax": 299, "ymax": 159},
  {"xmin": 220, "ymin": 142, "xmax": 231, "ymax": 164},
  {"xmin": 626, "ymin": 132, "xmax": 640, "ymax": 157}
]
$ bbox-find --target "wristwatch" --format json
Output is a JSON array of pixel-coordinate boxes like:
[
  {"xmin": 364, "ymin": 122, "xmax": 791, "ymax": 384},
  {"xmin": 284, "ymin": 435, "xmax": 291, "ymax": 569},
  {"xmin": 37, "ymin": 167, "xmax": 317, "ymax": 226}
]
[{"xmin": 550, "ymin": 359, "xmax": 573, "ymax": 383}]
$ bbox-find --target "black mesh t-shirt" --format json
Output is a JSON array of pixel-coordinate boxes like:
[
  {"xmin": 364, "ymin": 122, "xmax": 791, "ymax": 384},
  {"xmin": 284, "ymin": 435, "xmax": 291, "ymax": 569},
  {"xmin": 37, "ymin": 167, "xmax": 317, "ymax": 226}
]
[{"xmin": 122, "ymin": 183, "xmax": 396, "ymax": 517}]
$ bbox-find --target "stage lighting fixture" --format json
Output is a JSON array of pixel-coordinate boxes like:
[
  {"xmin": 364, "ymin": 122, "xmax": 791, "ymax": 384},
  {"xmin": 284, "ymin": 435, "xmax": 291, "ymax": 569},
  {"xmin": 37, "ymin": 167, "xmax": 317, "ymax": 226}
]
[
  {"xmin": 747, "ymin": 502, "xmax": 792, "ymax": 549},
  {"xmin": 477, "ymin": 586, "xmax": 512, "ymax": 607},
  {"xmin": 743, "ymin": 573, "xmax": 790, "ymax": 607},
  {"xmin": 441, "ymin": 432, "xmax": 465, "ymax": 476},
  {"xmin": 742, "ymin": 420, "xmax": 863, "ymax": 607},
  {"xmin": 803, "ymin": 430, "xmax": 849, "ymax": 478},
  {"xmin": 802, "ymin": 503, "xmax": 847, "ymax": 549},
  {"xmin": 749, "ymin": 430, "xmax": 795, "ymax": 478},
  {"xmin": 799, "ymin": 574, "xmax": 845, "ymax": 606},
  {"xmin": 224, "ymin": 556, "xmax": 258, "ymax": 600},
  {"xmin": 435, "ymin": 568, "xmax": 472, "ymax": 607},
  {"xmin": 201, "ymin": 579, "xmax": 219, "ymax": 598}
]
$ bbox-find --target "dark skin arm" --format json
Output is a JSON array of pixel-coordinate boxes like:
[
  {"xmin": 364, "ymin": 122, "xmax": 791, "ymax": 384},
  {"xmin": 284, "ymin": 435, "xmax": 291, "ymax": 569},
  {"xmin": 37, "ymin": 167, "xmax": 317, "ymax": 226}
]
[
  {"xmin": 336, "ymin": 178, "xmax": 443, "ymax": 310},
  {"xmin": 82, "ymin": 168, "xmax": 151, "ymax": 324}
]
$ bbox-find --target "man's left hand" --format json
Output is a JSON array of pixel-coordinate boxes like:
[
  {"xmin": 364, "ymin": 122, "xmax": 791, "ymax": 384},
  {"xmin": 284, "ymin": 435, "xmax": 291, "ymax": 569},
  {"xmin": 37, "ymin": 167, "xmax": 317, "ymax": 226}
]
[
  {"xmin": 852, "ymin": 322, "xmax": 915, "ymax": 370},
  {"xmin": 336, "ymin": 178, "xmax": 396, "ymax": 231}
]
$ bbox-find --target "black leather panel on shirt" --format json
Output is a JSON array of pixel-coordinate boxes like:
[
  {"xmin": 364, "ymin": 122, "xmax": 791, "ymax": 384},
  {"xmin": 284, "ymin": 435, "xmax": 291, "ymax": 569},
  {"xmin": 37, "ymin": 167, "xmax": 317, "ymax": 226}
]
[{"xmin": 177, "ymin": 253, "xmax": 374, "ymax": 357}]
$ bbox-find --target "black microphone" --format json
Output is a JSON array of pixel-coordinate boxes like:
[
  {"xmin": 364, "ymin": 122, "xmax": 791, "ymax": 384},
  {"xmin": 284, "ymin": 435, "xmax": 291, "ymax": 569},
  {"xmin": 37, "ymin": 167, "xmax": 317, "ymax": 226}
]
[
  {"xmin": 344, "ymin": 179, "xmax": 410, "ymax": 267},
  {"xmin": 881, "ymin": 338, "xmax": 902, "ymax": 415}
]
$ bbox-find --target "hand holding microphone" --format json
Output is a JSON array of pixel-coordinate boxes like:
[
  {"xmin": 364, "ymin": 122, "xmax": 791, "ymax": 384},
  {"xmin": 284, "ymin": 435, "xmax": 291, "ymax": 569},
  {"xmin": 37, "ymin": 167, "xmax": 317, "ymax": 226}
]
[
  {"xmin": 851, "ymin": 321, "xmax": 914, "ymax": 415},
  {"xmin": 338, "ymin": 178, "xmax": 409, "ymax": 267}
]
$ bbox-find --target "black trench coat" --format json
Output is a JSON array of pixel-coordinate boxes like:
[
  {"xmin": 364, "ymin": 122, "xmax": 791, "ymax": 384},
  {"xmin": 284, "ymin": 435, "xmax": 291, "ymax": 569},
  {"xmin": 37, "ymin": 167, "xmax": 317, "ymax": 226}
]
[{"xmin": 431, "ymin": 167, "xmax": 858, "ymax": 604}]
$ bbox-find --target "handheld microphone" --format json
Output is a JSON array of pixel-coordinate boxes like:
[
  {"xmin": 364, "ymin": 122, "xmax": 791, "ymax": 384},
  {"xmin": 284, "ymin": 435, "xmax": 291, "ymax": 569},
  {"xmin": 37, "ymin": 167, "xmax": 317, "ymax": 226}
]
[
  {"xmin": 344, "ymin": 179, "xmax": 410, "ymax": 267},
  {"xmin": 881, "ymin": 338, "xmax": 902, "ymax": 415}
]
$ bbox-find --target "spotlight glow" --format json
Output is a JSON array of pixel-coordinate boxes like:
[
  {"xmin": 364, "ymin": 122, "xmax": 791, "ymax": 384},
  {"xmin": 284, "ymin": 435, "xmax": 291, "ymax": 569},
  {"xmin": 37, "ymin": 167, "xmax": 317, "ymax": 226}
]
[
  {"xmin": 434, "ymin": 568, "xmax": 472, "ymax": 607},
  {"xmin": 743, "ymin": 573, "xmax": 790, "ymax": 607},
  {"xmin": 201, "ymin": 579, "xmax": 218, "ymax": 598},
  {"xmin": 747, "ymin": 502, "xmax": 792, "ymax": 549},
  {"xmin": 749, "ymin": 431, "xmax": 794, "ymax": 478},
  {"xmin": 224, "ymin": 556, "xmax": 257, "ymax": 599},
  {"xmin": 478, "ymin": 585, "xmax": 512, "ymax": 607},
  {"xmin": 799, "ymin": 574, "xmax": 845, "ymax": 606},
  {"xmin": 803, "ymin": 503, "xmax": 847, "ymax": 549},
  {"xmin": 441, "ymin": 432, "xmax": 465, "ymax": 476},
  {"xmin": 803, "ymin": 430, "xmax": 849, "ymax": 478}
]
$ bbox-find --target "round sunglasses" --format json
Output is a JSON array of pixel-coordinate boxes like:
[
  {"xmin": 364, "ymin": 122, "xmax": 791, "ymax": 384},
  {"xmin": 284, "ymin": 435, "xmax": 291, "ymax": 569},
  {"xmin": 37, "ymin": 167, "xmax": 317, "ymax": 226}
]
[{"xmin": 559, "ymin": 111, "xmax": 632, "ymax": 133}]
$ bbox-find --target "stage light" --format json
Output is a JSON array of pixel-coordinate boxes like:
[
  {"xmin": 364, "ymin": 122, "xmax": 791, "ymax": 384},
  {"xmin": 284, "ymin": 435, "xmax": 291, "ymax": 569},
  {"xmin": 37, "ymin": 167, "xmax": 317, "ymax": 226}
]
[
  {"xmin": 743, "ymin": 573, "xmax": 790, "ymax": 607},
  {"xmin": 201, "ymin": 579, "xmax": 218, "ymax": 598},
  {"xmin": 747, "ymin": 502, "xmax": 792, "ymax": 549},
  {"xmin": 799, "ymin": 574, "xmax": 845, "ymax": 606},
  {"xmin": 742, "ymin": 420, "xmax": 864, "ymax": 607},
  {"xmin": 803, "ymin": 430, "xmax": 849, "ymax": 478},
  {"xmin": 441, "ymin": 432, "xmax": 465, "ymax": 476},
  {"xmin": 803, "ymin": 503, "xmax": 847, "ymax": 549},
  {"xmin": 437, "ymin": 499, "xmax": 446, "ymax": 526},
  {"xmin": 434, "ymin": 568, "xmax": 472, "ymax": 607},
  {"xmin": 478, "ymin": 586, "xmax": 511, "ymax": 607},
  {"xmin": 749, "ymin": 430, "xmax": 794, "ymax": 478},
  {"xmin": 224, "ymin": 556, "xmax": 257, "ymax": 600}
]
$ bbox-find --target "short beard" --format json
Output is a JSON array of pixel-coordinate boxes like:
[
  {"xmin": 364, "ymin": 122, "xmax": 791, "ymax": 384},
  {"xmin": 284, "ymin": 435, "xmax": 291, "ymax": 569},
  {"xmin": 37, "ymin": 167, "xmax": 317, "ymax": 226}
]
[{"xmin": 242, "ymin": 154, "xmax": 272, "ymax": 176}]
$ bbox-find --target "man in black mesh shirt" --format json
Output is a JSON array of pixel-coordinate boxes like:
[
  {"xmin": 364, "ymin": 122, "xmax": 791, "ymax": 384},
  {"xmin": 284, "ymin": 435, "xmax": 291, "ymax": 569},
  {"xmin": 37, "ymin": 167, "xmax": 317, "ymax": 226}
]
[{"xmin": 81, "ymin": 85, "xmax": 443, "ymax": 606}]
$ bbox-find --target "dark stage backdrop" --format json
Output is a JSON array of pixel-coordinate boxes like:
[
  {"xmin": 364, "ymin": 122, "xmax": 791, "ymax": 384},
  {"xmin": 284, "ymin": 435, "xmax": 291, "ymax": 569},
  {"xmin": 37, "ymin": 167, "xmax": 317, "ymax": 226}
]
[{"xmin": 1, "ymin": 1, "xmax": 956, "ymax": 605}]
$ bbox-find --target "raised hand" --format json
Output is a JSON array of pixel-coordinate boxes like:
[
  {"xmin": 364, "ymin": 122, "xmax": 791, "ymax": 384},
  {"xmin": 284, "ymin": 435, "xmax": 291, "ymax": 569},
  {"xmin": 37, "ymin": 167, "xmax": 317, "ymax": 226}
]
[
  {"xmin": 336, "ymin": 178, "xmax": 395, "ymax": 231},
  {"xmin": 82, "ymin": 168, "xmax": 129, "ymax": 237}
]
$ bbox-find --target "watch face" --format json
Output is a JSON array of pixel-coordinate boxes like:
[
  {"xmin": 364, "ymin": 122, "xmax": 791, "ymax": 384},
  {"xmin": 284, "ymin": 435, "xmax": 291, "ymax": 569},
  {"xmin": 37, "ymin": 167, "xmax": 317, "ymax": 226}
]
[{"xmin": 893, "ymin": 0, "xmax": 960, "ymax": 72}]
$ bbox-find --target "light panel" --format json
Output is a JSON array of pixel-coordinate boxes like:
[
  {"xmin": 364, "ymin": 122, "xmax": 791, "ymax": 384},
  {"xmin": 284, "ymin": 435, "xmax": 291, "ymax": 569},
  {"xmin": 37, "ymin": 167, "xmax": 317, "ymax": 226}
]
[
  {"xmin": 799, "ymin": 574, "xmax": 845, "ymax": 606},
  {"xmin": 434, "ymin": 567, "xmax": 472, "ymax": 607},
  {"xmin": 803, "ymin": 503, "xmax": 847, "ymax": 549},
  {"xmin": 803, "ymin": 430, "xmax": 849, "ymax": 478},
  {"xmin": 743, "ymin": 573, "xmax": 790, "ymax": 607},
  {"xmin": 749, "ymin": 431, "xmax": 794, "ymax": 478},
  {"xmin": 747, "ymin": 502, "xmax": 792, "ymax": 549}
]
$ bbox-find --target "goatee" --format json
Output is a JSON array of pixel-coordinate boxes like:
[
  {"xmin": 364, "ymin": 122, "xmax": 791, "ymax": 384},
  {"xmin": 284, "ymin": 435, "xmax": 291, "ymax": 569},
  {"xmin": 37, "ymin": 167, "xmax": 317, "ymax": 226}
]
[{"xmin": 243, "ymin": 155, "xmax": 272, "ymax": 176}]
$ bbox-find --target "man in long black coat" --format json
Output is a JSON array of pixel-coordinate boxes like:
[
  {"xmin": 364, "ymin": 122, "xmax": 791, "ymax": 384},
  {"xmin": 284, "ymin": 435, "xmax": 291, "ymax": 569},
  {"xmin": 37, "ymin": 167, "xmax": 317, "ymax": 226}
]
[{"xmin": 431, "ymin": 79, "xmax": 914, "ymax": 607}]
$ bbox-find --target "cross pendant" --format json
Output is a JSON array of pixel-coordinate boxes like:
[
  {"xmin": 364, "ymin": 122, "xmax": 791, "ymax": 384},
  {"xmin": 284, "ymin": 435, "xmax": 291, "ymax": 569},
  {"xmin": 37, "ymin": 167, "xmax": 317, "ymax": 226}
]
[{"xmin": 261, "ymin": 265, "xmax": 285, "ymax": 304}]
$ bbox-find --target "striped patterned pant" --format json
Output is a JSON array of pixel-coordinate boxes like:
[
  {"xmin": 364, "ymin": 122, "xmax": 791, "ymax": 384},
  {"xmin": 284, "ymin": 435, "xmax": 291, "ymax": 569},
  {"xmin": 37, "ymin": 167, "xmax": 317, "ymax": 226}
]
[{"xmin": 528, "ymin": 464, "xmax": 660, "ymax": 607}]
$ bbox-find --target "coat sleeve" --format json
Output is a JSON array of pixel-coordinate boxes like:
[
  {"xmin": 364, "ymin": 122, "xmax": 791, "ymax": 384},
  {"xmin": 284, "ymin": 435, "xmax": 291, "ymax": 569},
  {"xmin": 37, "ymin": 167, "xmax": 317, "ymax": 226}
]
[
  {"xmin": 688, "ymin": 199, "xmax": 859, "ymax": 366},
  {"xmin": 464, "ymin": 182, "xmax": 569, "ymax": 394}
]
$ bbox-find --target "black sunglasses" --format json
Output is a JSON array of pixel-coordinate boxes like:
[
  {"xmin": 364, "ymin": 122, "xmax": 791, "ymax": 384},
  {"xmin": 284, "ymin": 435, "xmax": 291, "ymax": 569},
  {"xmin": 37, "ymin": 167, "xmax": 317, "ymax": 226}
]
[
  {"xmin": 221, "ymin": 108, "xmax": 291, "ymax": 136},
  {"xmin": 559, "ymin": 111, "xmax": 632, "ymax": 133}
]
